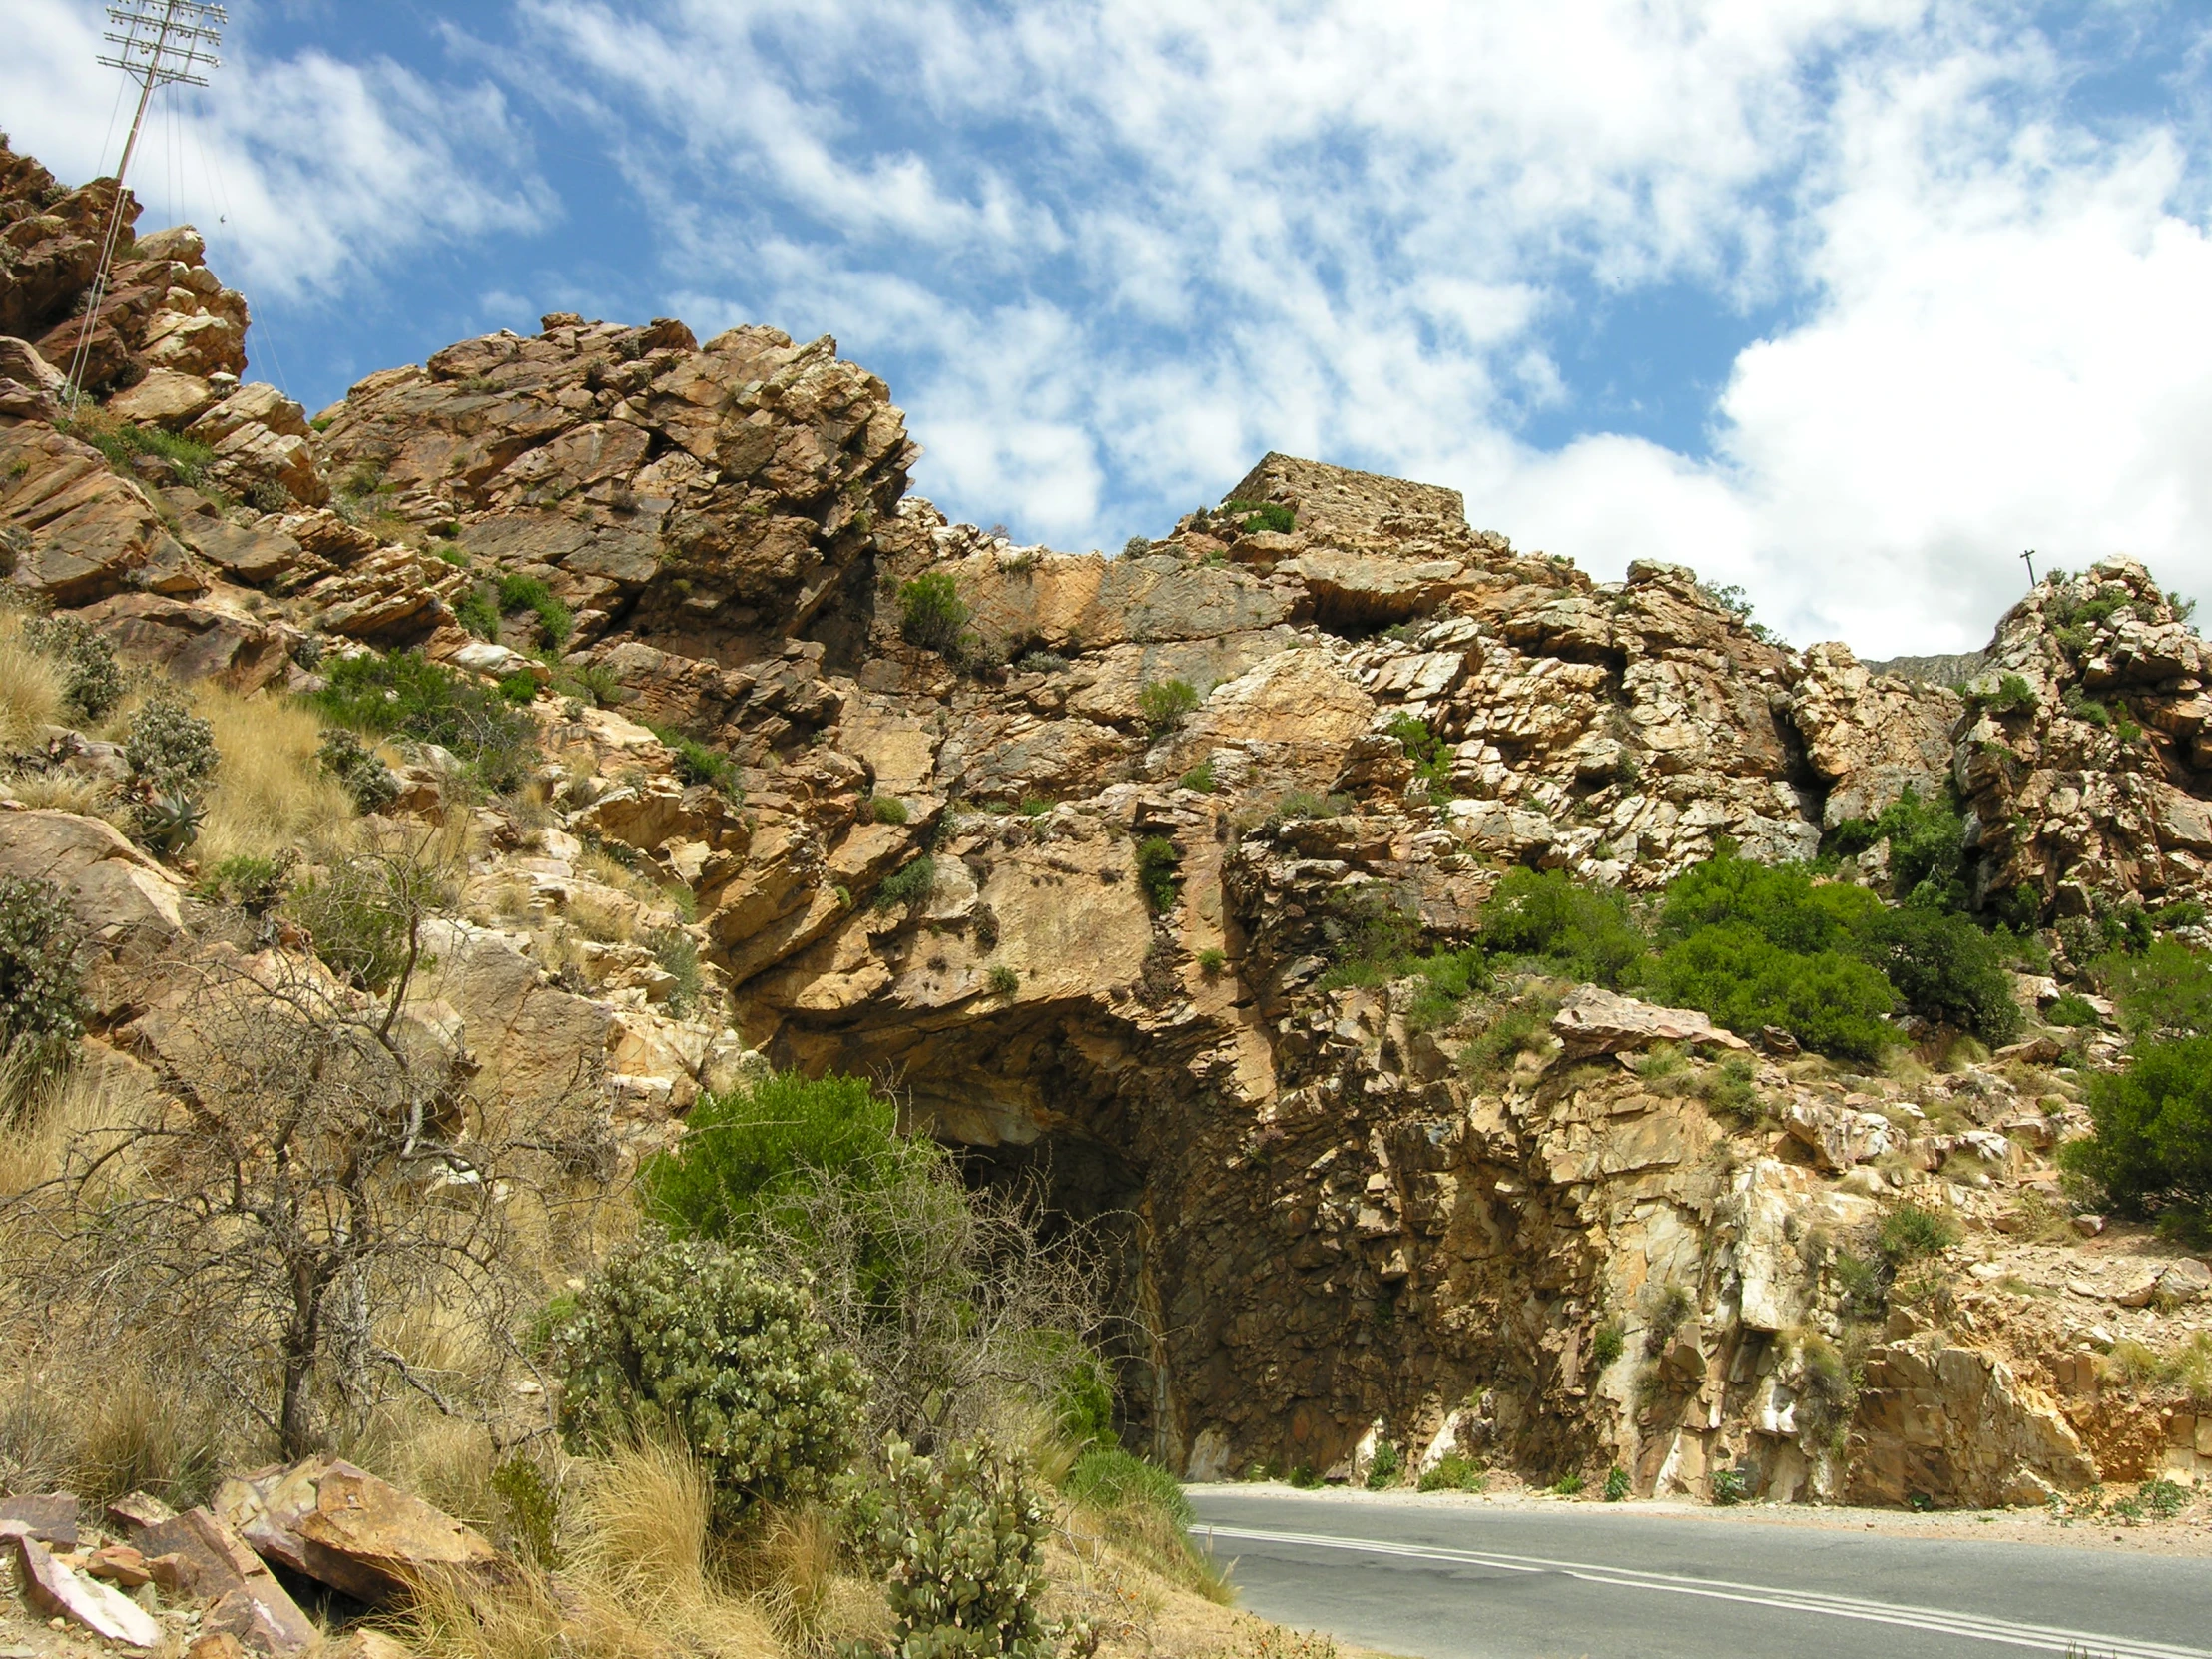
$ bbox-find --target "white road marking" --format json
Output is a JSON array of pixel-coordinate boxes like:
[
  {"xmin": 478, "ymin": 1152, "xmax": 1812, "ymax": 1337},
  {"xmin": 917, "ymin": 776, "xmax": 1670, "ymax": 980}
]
[{"xmin": 1200, "ymin": 1523, "xmax": 2209, "ymax": 1659}]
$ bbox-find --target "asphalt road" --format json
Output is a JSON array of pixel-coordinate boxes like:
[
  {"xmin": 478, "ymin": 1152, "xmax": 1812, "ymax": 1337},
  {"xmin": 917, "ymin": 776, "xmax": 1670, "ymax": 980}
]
[{"xmin": 1186, "ymin": 1487, "xmax": 2212, "ymax": 1659}]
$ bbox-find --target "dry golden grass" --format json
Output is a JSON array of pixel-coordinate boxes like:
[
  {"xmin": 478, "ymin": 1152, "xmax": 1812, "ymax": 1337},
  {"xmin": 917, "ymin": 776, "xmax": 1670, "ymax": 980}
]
[
  {"xmin": 0, "ymin": 615, "xmax": 63, "ymax": 745},
  {"xmin": 0, "ymin": 766, "xmax": 112, "ymax": 814},
  {"xmin": 565, "ymin": 889, "xmax": 637, "ymax": 945},
  {"xmin": 192, "ymin": 683, "xmax": 355, "ymax": 863}
]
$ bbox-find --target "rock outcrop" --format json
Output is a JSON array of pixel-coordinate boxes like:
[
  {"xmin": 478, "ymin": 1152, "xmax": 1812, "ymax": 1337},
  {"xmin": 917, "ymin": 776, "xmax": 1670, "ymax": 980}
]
[{"xmin": 6, "ymin": 134, "xmax": 2211, "ymax": 1514}]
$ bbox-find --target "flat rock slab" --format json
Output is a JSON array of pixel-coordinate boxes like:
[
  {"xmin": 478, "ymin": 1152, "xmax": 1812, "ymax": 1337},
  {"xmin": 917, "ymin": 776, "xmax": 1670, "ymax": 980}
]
[
  {"xmin": 1551, "ymin": 983, "xmax": 1752, "ymax": 1059},
  {"xmin": 139, "ymin": 1505, "xmax": 319, "ymax": 1657},
  {"xmin": 0, "ymin": 1492, "xmax": 79, "ymax": 1548},
  {"xmin": 217, "ymin": 1454, "xmax": 504, "ymax": 1606},
  {"xmin": 2, "ymin": 1522, "xmax": 161, "ymax": 1648}
]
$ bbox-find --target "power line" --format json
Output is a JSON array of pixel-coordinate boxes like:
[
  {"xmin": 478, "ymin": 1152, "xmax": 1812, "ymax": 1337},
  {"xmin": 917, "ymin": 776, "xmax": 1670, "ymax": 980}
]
[{"xmin": 65, "ymin": 1, "xmax": 229, "ymax": 408}]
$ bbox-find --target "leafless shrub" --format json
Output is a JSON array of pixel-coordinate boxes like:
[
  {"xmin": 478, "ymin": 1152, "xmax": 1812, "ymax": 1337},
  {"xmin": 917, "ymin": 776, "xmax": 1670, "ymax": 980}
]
[{"xmin": 4, "ymin": 849, "xmax": 617, "ymax": 1459}]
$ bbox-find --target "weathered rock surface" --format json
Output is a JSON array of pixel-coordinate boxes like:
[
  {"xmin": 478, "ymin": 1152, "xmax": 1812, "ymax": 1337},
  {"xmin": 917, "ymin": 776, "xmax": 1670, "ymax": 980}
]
[
  {"xmin": 216, "ymin": 1456, "xmax": 506, "ymax": 1607},
  {"xmin": 136, "ymin": 1506, "xmax": 319, "ymax": 1657}
]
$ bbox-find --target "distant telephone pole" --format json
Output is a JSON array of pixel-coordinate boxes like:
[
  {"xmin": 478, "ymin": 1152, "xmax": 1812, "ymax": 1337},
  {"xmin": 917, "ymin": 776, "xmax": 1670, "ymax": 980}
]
[
  {"xmin": 65, "ymin": 0, "xmax": 228, "ymax": 406},
  {"xmin": 2020, "ymin": 549, "xmax": 2037, "ymax": 586}
]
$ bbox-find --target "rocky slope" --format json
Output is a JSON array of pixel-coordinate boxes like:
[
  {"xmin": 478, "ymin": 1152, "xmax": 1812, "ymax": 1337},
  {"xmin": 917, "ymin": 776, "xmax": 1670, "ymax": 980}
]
[{"xmin": 3, "ymin": 135, "xmax": 2209, "ymax": 1512}]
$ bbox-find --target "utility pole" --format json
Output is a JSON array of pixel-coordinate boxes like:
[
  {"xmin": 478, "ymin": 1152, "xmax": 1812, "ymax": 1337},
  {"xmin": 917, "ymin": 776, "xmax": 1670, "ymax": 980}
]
[
  {"xmin": 2021, "ymin": 549, "xmax": 2037, "ymax": 587},
  {"xmin": 64, "ymin": 0, "xmax": 228, "ymax": 408}
]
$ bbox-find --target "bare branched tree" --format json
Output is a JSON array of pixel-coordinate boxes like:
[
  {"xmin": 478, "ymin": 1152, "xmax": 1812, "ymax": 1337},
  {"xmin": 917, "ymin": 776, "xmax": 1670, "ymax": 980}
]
[
  {"xmin": 751, "ymin": 1155, "xmax": 1124, "ymax": 1451},
  {"xmin": 6, "ymin": 843, "xmax": 616, "ymax": 1458}
]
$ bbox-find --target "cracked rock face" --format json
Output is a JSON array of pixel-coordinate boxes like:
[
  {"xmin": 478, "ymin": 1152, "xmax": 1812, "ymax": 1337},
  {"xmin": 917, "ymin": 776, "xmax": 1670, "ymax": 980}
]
[{"xmin": 8, "ymin": 133, "xmax": 2212, "ymax": 1508}]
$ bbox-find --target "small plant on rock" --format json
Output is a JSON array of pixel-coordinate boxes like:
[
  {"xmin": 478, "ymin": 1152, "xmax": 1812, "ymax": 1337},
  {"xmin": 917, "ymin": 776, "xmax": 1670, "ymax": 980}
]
[
  {"xmin": 899, "ymin": 573, "xmax": 970, "ymax": 654},
  {"xmin": 1417, "ymin": 1453, "xmax": 1484, "ymax": 1493},
  {"xmin": 1197, "ymin": 947, "xmax": 1227, "ymax": 976},
  {"xmin": 553, "ymin": 1233, "xmax": 864, "ymax": 1530},
  {"xmin": 1178, "ymin": 760, "xmax": 1217, "ymax": 793},
  {"xmin": 871, "ymin": 796, "xmax": 911, "ymax": 826},
  {"xmin": 1879, "ymin": 1202, "xmax": 1960, "ymax": 1265},
  {"xmin": 1710, "ymin": 1465, "xmax": 1750, "ymax": 1506},
  {"xmin": 875, "ymin": 855, "xmax": 937, "ymax": 912},
  {"xmin": 986, "ymin": 964, "xmax": 1020, "ymax": 996},
  {"xmin": 1135, "ymin": 836, "xmax": 1181, "ymax": 911},
  {"xmin": 1138, "ymin": 678, "xmax": 1201, "ymax": 736},
  {"xmin": 1603, "ymin": 1465, "xmax": 1631, "ymax": 1503}
]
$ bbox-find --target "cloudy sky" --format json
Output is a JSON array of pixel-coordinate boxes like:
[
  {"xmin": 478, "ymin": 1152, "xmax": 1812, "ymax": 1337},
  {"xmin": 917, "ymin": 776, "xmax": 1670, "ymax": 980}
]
[{"xmin": 8, "ymin": 0, "xmax": 2211, "ymax": 655}]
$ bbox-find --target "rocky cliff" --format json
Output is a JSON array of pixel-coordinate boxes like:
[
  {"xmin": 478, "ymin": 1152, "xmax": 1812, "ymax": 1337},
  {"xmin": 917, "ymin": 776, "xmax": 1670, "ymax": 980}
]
[{"xmin": 4, "ymin": 135, "xmax": 2209, "ymax": 1512}]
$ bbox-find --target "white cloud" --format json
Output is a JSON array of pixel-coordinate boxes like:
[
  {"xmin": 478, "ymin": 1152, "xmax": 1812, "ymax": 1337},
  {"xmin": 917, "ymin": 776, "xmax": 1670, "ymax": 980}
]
[{"xmin": 0, "ymin": 0, "xmax": 553, "ymax": 304}]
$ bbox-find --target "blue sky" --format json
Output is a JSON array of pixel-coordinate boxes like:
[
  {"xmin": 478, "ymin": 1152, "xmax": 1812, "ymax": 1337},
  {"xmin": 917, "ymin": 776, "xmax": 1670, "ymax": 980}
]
[{"xmin": 9, "ymin": 0, "xmax": 2212, "ymax": 655}]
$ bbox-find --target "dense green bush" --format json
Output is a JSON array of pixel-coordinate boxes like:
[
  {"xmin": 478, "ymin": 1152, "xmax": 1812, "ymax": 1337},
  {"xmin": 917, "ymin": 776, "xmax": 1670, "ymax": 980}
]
[
  {"xmin": 1824, "ymin": 788, "xmax": 1968, "ymax": 910},
  {"xmin": 21, "ymin": 613, "xmax": 124, "ymax": 724},
  {"xmin": 1223, "ymin": 498, "xmax": 1295, "ymax": 535},
  {"xmin": 1479, "ymin": 868, "xmax": 1646, "ymax": 985},
  {"xmin": 495, "ymin": 573, "xmax": 574, "ymax": 649},
  {"xmin": 876, "ymin": 855, "xmax": 938, "ymax": 911},
  {"xmin": 1177, "ymin": 760, "xmax": 1216, "ymax": 793},
  {"xmin": 1853, "ymin": 905, "xmax": 2021, "ymax": 1046},
  {"xmin": 2100, "ymin": 940, "xmax": 2212, "ymax": 1036},
  {"xmin": 1064, "ymin": 1443, "xmax": 1194, "ymax": 1525},
  {"xmin": 899, "ymin": 573, "xmax": 971, "ymax": 654},
  {"xmin": 0, "ymin": 875, "xmax": 86, "ymax": 1063},
  {"xmin": 1136, "ymin": 836, "xmax": 1181, "ymax": 910},
  {"xmin": 1878, "ymin": 1202, "xmax": 1960, "ymax": 1264},
  {"xmin": 642, "ymin": 1070, "xmax": 941, "ymax": 1257},
  {"xmin": 1138, "ymin": 678, "xmax": 1200, "ymax": 736},
  {"xmin": 866, "ymin": 1438, "xmax": 1055, "ymax": 1659},
  {"xmin": 315, "ymin": 727, "xmax": 400, "ymax": 815},
  {"xmin": 648, "ymin": 724, "xmax": 742, "ymax": 797},
  {"xmin": 871, "ymin": 796, "xmax": 911, "ymax": 825},
  {"xmin": 308, "ymin": 650, "xmax": 539, "ymax": 794},
  {"xmin": 285, "ymin": 854, "xmax": 442, "ymax": 993},
  {"xmin": 553, "ymin": 1233, "xmax": 864, "ymax": 1529},
  {"xmin": 1641, "ymin": 926, "xmax": 1898, "ymax": 1060},
  {"xmin": 2061, "ymin": 1038, "xmax": 2212, "ymax": 1238},
  {"xmin": 1417, "ymin": 1453, "xmax": 1484, "ymax": 1493}
]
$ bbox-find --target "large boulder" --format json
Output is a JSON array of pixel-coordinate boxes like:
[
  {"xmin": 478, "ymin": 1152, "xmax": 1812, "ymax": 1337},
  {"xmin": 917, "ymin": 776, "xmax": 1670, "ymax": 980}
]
[
  {"xmin": 1847, "ymin": 1336, "xmax": 2098, "ymax": 1508},
  {"xmin": 1551, "ymin": 983, "xmax": 1751, "ymax": 1059},
  {"xmin": 215, "ymin": 1456, "xmax": 505, "ymax": 1607}
]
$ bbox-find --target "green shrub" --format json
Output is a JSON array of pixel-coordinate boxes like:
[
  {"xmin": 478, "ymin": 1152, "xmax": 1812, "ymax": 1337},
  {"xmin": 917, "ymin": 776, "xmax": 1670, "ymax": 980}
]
[
  {"xmin": 1138, "ymin": 678, "xmax": 1200, "ymax": 736},
  {"xmin": 1656, "ymin": 849, "xmax": 1883, "ymax": 953},
  {"xmin": 1603, "ymin": 1465, "xmax": 1631, "ymax": 1502},
  {"xmin": 550, "ymin": 661, "xmax": 629, "ymax": 708},
  {"xmin": 1459, "ymin": 1004, "xmax": 1552, "ymax": 1081},
  {"xmin": 870, "ymin": 796, "xmax": 911, "ymax": 825},
  {"xmin": 1136, "ymin": 836, "xmax": 1181, "ymax": 911},
  {"xmin": 1197, "ymin": 947, "xmax": 1226, "ymax": 976},
  {"xmin": 1643, "ymin": 926, "xmax": 1898, "ymax": 1060},
  {"xmin": 1710, "ymin": 1465, "xmax": 1750, "ymax": 1506},
  {"xmin": 284, "ymin": 854, "xmax": 443, "ymax": 993},
  {"xmin": 1223, "ymin": 498, "xmax": 1295, "ymax": 535},
  {"xmin": 1384, "ymin": 713, "xmax": 1454, "ymax": 796},
  {"xmin": 876, "ymin": 855, "xmax": 937, "ymax": 911},
  {"xmin": 1988, "ymin": 673, "xmax": 2037, "ymax": 714},
  {"xmin": 196, "ymin": 850, "xmax": 298, "ymax": 917},
  {"xmin": 2101, "ymin": 940, "xmax": 2212, "ymax": 1036},
  {"xmin": 451, "ymin": 585, "xmax": 500, "ymax": 642},
  {"xmin": 21, "ymin": 613, "xmax": 124, "ymax": 724},
  {"xmin": 866, "ymin": 1438, "xmax": 1054, "ymax": 1659},
  {"xmin": 1853, "ymin": 905, "xmax": 2021, "ymax": 1046},
  {"xmin": 495, "ymin": 573, "xmax": 574, "ymax": 649},
  {"xmin": 1288, "ymin": 1464, "xmax": 1323, "ymax": 1489},
  {"xmin": 1401, "ymin": 947, "xmax": 1487, "ymax": 1031},
  {"xmin": 1178, "ymin": 761, "xmax": 1216, "ymax": 793},
  {"xmin": 315, "ymin": 727, "xmax": 399, "ymax": 814},
  {"xmin": 59, "ymin": 414, "xmax": 215, "ymax": 488},
  {"xmin": 1589, "ymin": 1322, "xmax": 1625, "ymax": 1370},
  {"xmin": 642, "ymin": 1070, "xmax": 939, "ymax": 1250},
  {"xmin": 1878, "ymin": 1202, "xmax": 1961, "ymax": 1264},
  {"xmin": 489, "ymin": 1454, "xmax": 558, "ymax": 1567},
  {"xmin": 899, "ymin": 573, "xmax": 970, "ymax": 654},
  {"xmin": 1365, "ymin": 1441, "xmax": 1402, "ymax": 1490},
  {"xmin": 1417, "ymin": 1453, "xmax": 1484, "ymax": 1493},
  {"xmin": 1823, "ymin": 788, "xmax": 1968, "ymax": 910},
  {"xmin": 650, "ymin": 726, "xmax": 741, "ymax": 797},
  {"xmin": 308, "ymin": 650, "xmax": 539, "ymax": 794},
  {"xmin": 0, "ymin": 875, "xmax": 86, "ymax": 1065},
  {"xmin": 2061, "ymin": 1038, "xmax": 2212, "ymax": 1237},
  {"xmin": 1264, "ymin": 788, "xmax": 1353, "ymax": 825},
  {"xmin": 986, "ymin": 964, "xmax": 1020, "ymax": 996},
  {"xmin": 2046, "ymin": 993, "xmax": 2100, "ymax": 1028},
  {"xmin": 1480, "ymin": 868, "xmax": 1647, "ymax": 985},
  {"xmin": 1552, "ymin": 1472, "xmax": 1584, "ymax": 1496},
  {"xmin": 646, "ymin": 926, "xmax": 704, "ymax": 1017},
  {"xmin": 124, "ymin": 686, "xmax": 219, "ymax": 799},
  {"xmin": 552, "ymin": 1233, "xmax": 863, "ymax": 1530},
  {"xmin": 1055, "ymin": 1359, "xmax": 1116, "ymax": 1449},
  {"xmin": 1064, "ymin": 1443, "xmax": 1194, "ymax": 1527}
]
